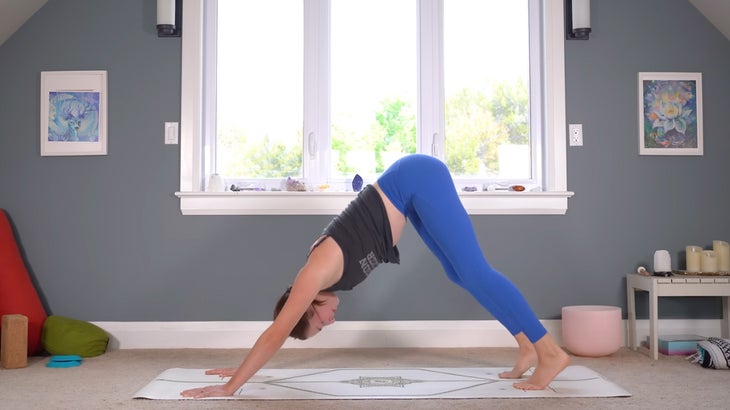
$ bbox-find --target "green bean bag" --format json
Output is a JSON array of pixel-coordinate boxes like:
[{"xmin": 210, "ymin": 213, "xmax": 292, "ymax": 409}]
[{"xmin": 41, "ymin": 315, "xmax": 109, "ymax": 357}]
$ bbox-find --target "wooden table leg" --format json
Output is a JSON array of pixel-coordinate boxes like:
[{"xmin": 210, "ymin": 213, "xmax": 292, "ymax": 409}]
[
  {"xmin": 648, "ymin": 285, "xmax": 659, "ymax": 360},
  {"xmin": 627, "ymin": 279, "xmax": 637, "ymax": 350},
  {"xmin": 722, "ymin": 296, "xmax": 729, "ymax": 339}
]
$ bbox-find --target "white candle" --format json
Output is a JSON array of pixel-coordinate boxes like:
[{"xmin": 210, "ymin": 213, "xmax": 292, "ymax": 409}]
[
  {"xmin": 686, "ymin": 245, "xmax": 702, "ymax": 272},
  {"xmin": 701, "ymin": 250, "xmax": 718, "ymax": 273},
  {"xmin": 713, "ymin": 240, "xmax": 730, "ymax": 272}
]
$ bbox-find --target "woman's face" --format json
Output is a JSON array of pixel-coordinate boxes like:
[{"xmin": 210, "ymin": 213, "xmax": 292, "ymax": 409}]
[{"xmin": 304, "ymin": 291, "xmax": 339, "ymax": 339}]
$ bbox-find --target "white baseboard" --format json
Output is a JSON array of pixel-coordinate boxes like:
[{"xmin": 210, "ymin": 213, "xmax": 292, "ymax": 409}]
[
  {"xmin": 93, "ymin": 320, "xmax": 528, "ymax": 350},
  {"xmin": 92, "ymin": 319, "xmax": 725, "ymax": 350}
]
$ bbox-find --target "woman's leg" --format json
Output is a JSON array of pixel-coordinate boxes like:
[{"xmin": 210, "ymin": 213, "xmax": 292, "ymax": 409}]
[
  {"xmin": 407, "ymin": 210, "xmax": 524, "ymax": 337},
  {"xmin": 380, "ymin": 155, "xmax": 546, "ymax": 341},
  {"xmin": 378, "ymin": 155, "xmax": 568, "ymax": 388}
]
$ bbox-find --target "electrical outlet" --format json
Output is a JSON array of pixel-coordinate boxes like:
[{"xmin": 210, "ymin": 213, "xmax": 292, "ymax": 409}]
[{"xmin": 568, "ymin": 124, "xmax": 583, "ymax": 146}]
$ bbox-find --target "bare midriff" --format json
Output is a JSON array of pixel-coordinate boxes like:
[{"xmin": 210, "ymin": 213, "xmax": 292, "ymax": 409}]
[{"xmin": 373, "ymin": 182, "xmax": 406, "ymax": 246}]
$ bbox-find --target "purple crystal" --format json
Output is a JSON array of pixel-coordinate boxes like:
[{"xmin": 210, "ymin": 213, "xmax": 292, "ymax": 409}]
[
  {"xmin": 285, "ymin": 177, "xmax": 307, "ymax": 191},
  {"xmin": 352, "ymin": 174, "xmax": 363, "ymax": 192}
]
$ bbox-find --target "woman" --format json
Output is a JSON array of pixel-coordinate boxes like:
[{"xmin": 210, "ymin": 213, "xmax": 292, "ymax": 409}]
[{"xmin": 181, "ymin": 154, "xmax": 568, "ymax": 398}]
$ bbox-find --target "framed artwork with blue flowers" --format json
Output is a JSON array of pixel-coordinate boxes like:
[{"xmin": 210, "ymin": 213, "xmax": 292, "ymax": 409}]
[
  {"xmin": 40, "ymin": 71, "xmax": 108, "ymax": 156},
  {"xmin": 638, "ymin": 72, "xmax": 703, "ymax": 156}
]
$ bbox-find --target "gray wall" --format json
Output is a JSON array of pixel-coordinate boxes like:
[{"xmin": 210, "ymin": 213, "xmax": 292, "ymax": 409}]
[{"xmin": 1, "ymin": 0, "xmax": 728, "ymax": 323}]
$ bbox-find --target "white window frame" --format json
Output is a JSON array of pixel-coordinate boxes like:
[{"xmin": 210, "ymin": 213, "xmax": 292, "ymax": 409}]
[{"xmin": 176, "ymin": 0, "xmax": 573, "ymax": 215}]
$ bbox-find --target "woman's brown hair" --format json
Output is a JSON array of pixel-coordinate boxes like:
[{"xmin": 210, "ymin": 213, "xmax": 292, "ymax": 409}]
[{"xmin": 273, "ymin": 286, "xmax": 326, "ymax": 340}]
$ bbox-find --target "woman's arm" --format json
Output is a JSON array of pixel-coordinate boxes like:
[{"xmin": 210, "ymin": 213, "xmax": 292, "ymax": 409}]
[
  {"xmin": 180, "ymin": 274, "xmax": 319, "ymax": 398},
  {"xmin": 180, "ymin": 237, "xmax": 344, "ymax": 398}
]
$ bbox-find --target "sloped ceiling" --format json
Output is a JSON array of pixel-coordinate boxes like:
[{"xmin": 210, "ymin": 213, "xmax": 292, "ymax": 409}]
[
  {"xmin": 689, "ymin": 0, "xmax": 730, "ymax": 41},
  {"xmin": 0, "ymin": 0, "xmax": 47, "ymax": 47},
  {"xmin": 0, "ymin": 1, "xmax": 729, "ymax": 48}
]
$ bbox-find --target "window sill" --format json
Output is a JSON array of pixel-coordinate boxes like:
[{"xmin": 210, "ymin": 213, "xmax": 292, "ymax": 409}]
[{"xmin": 175, "ymin": 191, "xmax": 574, "ymax": 215}]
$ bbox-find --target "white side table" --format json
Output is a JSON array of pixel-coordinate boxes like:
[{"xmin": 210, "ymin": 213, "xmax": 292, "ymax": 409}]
[{"xmin": 626, "ymin": 273, "xmax": 730, "ymax": 360}]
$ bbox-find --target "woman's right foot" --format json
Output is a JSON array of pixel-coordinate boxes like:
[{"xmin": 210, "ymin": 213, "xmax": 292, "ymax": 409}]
[
  {"xmin": 499, "ymin": 332, "xmax": 537, "ymax": 379},
  {"xmin": 513, "ymin": 334, "xmax": 570, "ymax": 390}
]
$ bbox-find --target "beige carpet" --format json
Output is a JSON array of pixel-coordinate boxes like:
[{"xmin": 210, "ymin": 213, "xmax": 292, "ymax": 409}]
[
  {"xmin": 135, "ymin": 365, "xmax": 630, "ymax": 400},
  {"xmin": 1, "ymin": 347, "xmax": 728, "ymax": 409}
]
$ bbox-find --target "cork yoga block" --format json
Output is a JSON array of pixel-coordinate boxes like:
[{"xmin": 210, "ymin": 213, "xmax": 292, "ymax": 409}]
[{"xmin": 1, "ymin": 314, "xmax": 28, "ymax": 369}]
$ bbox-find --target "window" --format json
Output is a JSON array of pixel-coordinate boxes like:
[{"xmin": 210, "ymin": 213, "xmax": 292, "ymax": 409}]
[{"xmin": 177, "ymin": 0, "xmax": 573, "ymax": 215}]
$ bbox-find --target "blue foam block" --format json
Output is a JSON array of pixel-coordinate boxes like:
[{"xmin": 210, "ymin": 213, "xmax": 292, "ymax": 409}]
[
  {"xmin": 50, "ymin": 355, "xmax": 82, "ymax": 362},
  {"xmin": 47, "ymin": 355, "xmax": 83, "ymax": 368}
]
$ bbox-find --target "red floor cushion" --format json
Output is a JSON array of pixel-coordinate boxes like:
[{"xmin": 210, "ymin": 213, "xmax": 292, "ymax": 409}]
[{"xmin": 0, "ymin": 209, "xmax": 47, "ymax": 355}]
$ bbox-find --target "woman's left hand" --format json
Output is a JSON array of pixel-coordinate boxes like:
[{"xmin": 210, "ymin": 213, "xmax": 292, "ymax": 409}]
[
  {"xmin": 205, "ymin": 367, "xmax": 237, "ymax": 377},
  {"xmin": 180, "ymin": 384, "xmax": 233, "ymax": 399}
]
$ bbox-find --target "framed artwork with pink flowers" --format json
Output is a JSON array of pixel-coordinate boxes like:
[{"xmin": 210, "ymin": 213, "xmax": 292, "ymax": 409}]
[{"xmin": 638, "ymin": 72, "xmax": 703, "ymax": 156}]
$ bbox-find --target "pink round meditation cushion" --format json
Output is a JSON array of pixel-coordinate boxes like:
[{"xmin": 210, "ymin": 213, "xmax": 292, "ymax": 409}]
[
  {"xmin": 561, "ymin": 305, "xmax": 622, "ymax": 357},
  {"xmin": 0, "ymin": 209, "xmax": 47, "ymax": 355}
]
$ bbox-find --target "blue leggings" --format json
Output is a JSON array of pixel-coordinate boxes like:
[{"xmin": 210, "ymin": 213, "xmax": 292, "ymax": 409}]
[{"xmin": 377, "ymin": 154, "xmax": 547, "ymax": 343}]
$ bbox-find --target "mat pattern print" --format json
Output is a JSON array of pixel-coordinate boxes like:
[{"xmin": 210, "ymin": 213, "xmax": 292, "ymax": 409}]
[{"xmin": 134, "ymin": 366, "xmax": 630, "ymax": 400}]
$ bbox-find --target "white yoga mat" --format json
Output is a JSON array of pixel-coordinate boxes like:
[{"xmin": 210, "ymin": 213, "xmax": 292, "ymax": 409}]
[{"xmin": 134, "ymin": 366, "xmax": 631, "ymax": 400}]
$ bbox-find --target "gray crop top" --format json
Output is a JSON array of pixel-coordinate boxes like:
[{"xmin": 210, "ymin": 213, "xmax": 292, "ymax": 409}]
[{"xmin": 310, "ymin": 184, "xmax": 400, "ymax": 291}]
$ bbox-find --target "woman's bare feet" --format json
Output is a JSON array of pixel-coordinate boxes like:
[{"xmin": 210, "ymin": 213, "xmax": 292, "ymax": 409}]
[
  {"xmin": 513, "ymin": 334, "xmax": 570, "ymax": 390},
  {"xmin": 499, "ymin": 332, "xmax": 536, "ymax": 379}
]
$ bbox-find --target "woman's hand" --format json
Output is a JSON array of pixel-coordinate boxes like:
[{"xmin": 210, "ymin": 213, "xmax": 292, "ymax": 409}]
[
  {"xmin": 180, "ymin": 368, "xmax": 238, "ymax": 398},
  {"xmin": 205, "ymin": 367, "xmax": 237, "ymax": 378},
  {"xmin": 180, "ymin": 383, "xmax": 233, "ymax": 399}
]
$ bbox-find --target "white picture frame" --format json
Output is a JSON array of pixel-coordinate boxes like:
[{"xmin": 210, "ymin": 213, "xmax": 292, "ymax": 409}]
[
  {"xmin": 40, "ymin": 70, "xmax": 108, "ymax": 156},
  {"xmin": 638, "ymin": 72, "xmax": 703, "ymax": 156}
]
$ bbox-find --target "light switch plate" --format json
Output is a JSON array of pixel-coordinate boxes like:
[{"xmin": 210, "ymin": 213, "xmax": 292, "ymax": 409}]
[{"xmin": 165, "ymin": 122, "xmax": 179, "ymax": 145}]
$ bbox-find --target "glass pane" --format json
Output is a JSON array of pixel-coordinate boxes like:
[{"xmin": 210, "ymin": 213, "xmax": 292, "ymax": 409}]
[
  {"xmin": 444, "ymin": 0, "xmax": 531, "ymax": 180},
  {"xmin": 330, "ymin": 0, "xmax": 417, "ymax": 181},
  {"xmin": 216, "ymin": 0, "xmax": 304, "ymax": 180}
]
